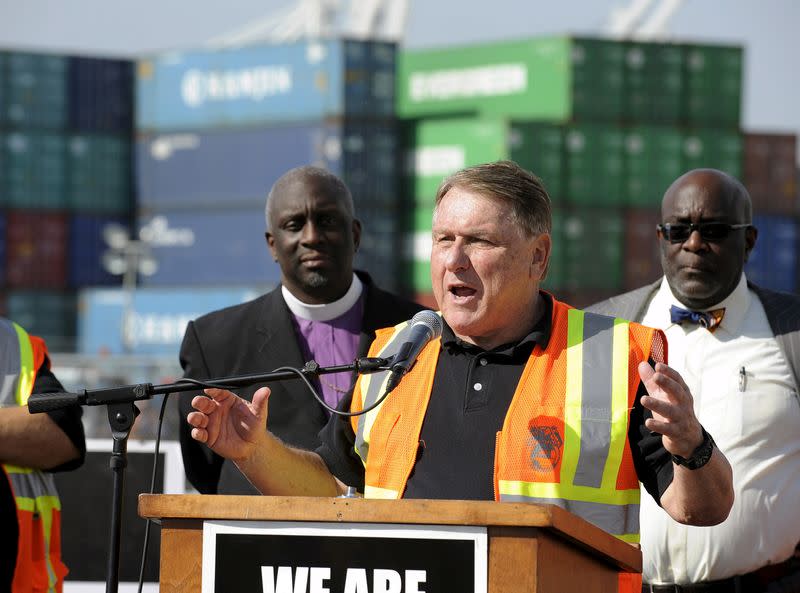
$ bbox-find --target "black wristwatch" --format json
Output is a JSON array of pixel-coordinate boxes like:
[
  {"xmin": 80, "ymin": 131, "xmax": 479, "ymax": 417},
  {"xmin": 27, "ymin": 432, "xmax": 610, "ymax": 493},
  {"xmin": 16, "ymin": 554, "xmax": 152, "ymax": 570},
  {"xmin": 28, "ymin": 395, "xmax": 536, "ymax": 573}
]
[{"xmin": 672, "ymin": 427, "xmax": 715, "ymax": 470}]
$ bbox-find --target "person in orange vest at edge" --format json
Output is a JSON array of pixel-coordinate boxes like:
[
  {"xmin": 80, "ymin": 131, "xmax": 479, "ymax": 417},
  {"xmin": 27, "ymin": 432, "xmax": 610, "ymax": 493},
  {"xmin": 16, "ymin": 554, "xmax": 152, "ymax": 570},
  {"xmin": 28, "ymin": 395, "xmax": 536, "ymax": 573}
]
[
  {"xmin": 186, "ymin": 161, "xmax": 735, "ymax": 592},
  {"xmin": 0, "ymin": 317, "xmax": 86, "ymax": 593}
]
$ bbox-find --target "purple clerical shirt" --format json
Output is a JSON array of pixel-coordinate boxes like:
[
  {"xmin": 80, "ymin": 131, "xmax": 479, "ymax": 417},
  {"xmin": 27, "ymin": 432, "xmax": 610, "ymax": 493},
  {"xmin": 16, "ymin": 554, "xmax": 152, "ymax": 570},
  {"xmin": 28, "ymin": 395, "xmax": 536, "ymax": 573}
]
[{"xmin": 289, "ymin": 294, "xmax": 365, "ymax": 412}]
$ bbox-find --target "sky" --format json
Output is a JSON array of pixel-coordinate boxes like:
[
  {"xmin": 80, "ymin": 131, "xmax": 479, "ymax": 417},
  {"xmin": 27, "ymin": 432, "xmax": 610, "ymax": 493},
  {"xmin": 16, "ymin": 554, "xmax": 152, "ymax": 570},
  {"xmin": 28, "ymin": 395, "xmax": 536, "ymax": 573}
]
[{"xmin": 0, "ymin": 0, "xmax": 797, "ymax": 152}]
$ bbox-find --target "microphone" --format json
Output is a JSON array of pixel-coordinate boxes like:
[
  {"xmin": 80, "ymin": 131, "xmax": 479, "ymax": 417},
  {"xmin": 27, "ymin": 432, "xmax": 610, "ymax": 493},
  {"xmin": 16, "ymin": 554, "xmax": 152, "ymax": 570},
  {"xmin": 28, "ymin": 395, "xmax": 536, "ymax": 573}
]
[{"xmin": 385, "ymin": 310, "xmax": 443, "ymax": 393}]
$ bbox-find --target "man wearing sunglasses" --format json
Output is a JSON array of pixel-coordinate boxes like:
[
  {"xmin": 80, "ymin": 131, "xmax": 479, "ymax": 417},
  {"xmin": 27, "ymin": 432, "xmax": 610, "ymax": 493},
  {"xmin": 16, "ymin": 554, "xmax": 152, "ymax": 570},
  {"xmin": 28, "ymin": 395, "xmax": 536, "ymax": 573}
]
[{"xmin": 588, "ymin": 168, "xmax": 800, "ymax": 593}]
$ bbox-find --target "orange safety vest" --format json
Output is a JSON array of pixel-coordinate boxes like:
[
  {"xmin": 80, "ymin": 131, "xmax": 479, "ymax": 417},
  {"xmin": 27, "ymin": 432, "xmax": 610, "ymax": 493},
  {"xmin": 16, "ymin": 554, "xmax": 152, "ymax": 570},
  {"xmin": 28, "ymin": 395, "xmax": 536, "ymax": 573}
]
[
  {"xmin": 1, "ymin": 318, "xmax": 68, "ymax": 593},
  {"xmin": 350, "ymin": 297, "xmax": 664, "ymax": 545}
]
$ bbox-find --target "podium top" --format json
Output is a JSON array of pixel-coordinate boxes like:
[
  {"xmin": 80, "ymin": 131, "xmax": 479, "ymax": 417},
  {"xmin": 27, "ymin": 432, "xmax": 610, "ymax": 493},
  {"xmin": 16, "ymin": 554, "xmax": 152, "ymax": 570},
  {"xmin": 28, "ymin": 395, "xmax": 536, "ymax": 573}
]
[{"xmin": 139, "ymin": 494, "xmax": 641, "ymax": 572}]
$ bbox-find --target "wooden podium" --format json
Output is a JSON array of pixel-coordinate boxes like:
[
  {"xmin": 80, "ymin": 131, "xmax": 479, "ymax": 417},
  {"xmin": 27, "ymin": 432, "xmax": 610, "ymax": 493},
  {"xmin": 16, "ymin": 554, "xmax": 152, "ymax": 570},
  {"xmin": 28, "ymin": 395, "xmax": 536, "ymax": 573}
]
[{"xmin": 139, "ymin": 494, "xmax": 641, "ymax": 593}]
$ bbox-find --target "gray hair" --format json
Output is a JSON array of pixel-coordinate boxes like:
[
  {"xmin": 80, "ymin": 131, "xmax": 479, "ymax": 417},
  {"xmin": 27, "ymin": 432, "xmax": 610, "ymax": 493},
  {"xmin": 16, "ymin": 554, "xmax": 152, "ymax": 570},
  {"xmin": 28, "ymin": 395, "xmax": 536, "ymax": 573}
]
[{"xmin": 434, "ymin": 160, "xmax": 552, "ymax": 237}]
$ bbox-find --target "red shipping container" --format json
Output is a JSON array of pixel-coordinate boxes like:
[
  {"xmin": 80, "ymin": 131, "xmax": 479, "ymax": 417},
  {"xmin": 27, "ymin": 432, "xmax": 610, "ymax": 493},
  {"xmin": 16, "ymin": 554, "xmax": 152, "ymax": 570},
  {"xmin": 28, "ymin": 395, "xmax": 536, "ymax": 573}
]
[
  {"xmin": 743, "ymin": 133, "xmax": 798, "ymax": 215},
  {"xmin": 623, "ymin": 207, "xmax": 663, "ymax": 291},
  {"xmin": 6, "ymin": 210, "xmax": 68, "ymax": 288}
]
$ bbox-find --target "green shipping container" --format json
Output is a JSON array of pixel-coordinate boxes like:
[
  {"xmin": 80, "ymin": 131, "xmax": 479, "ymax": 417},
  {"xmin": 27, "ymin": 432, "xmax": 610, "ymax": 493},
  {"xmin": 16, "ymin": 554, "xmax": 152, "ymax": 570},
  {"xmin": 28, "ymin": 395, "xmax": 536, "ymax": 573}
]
[
  {"xmin": 406, "ymin": 117, "xmax": 509, "ymax": 205},
  {"xmin": 564, "ymin": 123, "xmax": 625, "ymax": 205},
  {"xmin": 405, "ymin": 117, "xmax": 565, "ymax": 207},
  {"xmin": 513, "ymin": 121, "xmax": 565, "ymax": 200},
  {"xmin": 683, "ymin": 44, "xmax": 742, "ymax": 128},
  {"xmin": 7, "ymin": 290, "xmax": 77, "ymax": 352},
  {"xmin": 623, "ymin": 41, "xmax": 684, "ymax": 124},
  {"xmin": 624, "ymin": 126, "xmax": 684, "ymax": 207},
  {"xmin": 397, "ymin": 36, "xmax": 625, "ymax": 121},
  {"xmin": 1, "ymin": 51, "xmax": 68, "ymax": 129},
  {"xmin": 1, "ymin": 131, "xmax": 68, "ymax": 209},
  {"xmin": 67, "ymin": 134, "xmax": 132, "ymax": 213},
  {"xmin": 682, "ymin": 129, "xmax": 743, "ymax": 178},
  {"xmin": 561, "ymin": 208, "xmax": 624, "ymax": 291},
  {"xmin": 0, "ymin": 53, "xmax": 5, "ymax": 122},
  {"xmin": 400, "ymin": 230, "xmax": 432, "ymax": 293}
]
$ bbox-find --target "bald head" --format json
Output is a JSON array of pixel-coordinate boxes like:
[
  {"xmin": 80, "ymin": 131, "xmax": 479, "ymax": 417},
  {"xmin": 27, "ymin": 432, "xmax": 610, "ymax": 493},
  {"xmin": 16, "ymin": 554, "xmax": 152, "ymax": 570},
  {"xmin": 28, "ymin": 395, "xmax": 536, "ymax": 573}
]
[
  {"xmin": 658, "ymin": 168, "xmax": 758, "ymax": 310},
  {"xmin": 266, "ymin": 166, "xmax": 354, "ymax": 230},
  {"xmin": 264, "ymin": 165, "xmax": 361, "ymax": 304},
  {"xmin": 662, "ymin": 169, "xmax": 752, "ymax": 225}
]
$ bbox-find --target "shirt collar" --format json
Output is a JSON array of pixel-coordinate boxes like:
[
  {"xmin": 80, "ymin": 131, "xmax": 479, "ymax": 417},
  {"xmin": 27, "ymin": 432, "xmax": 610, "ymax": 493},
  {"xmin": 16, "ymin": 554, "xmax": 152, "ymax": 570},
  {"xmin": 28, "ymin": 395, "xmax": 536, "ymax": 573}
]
[
  {"xmin": 281, "ymin": 273, "xmax": 364, "ymax": 322},
  {"xmin": 441, "ymin": 292, "xmax": 553, "ymax": 355},
  {"xmin": 653, "ymin": 273, "xmax": 750, "ymax": 334}
]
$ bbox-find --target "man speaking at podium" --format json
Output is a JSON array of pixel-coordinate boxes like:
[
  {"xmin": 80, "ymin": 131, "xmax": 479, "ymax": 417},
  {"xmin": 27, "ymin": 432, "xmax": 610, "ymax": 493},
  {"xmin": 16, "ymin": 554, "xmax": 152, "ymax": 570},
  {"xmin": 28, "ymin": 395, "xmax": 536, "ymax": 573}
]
[{"xmin": 186, "ymin": 161, "xmax": 734, "ymax": 544}]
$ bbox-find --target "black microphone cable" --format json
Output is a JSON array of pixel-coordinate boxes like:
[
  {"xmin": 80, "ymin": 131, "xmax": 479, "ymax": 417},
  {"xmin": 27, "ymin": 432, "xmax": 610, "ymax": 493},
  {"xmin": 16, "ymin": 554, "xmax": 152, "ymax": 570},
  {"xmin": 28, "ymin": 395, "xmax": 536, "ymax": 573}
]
[
  {"xmin": 176, "ymin": 361, "xmax": 395, "ymax": 418},
  {"xmin": 134, "ymin": 358, "xmax": 400, "ymax": 592},
  {"xmin": 137, "ymin": 389, "xmax": 170, "ymax": 593}
]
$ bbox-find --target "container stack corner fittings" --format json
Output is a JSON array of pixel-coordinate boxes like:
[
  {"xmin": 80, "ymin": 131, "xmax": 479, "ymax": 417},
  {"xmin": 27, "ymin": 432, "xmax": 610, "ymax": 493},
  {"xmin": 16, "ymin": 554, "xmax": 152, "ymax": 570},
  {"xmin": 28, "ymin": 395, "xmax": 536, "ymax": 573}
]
[
  {"xmin": 395, "ymin": 36, "xmax": 800, "ymax": 301},
  {"xmin": 0, "ymin": 49, "xmax": 136, "ymax": 350},
  {"xmin": 742, "ymin": 135, "xmax": 800, "ymax": 293},
  {"xmin": 134, "ymin": 38, "xmax": 402, "ymax": 292}
]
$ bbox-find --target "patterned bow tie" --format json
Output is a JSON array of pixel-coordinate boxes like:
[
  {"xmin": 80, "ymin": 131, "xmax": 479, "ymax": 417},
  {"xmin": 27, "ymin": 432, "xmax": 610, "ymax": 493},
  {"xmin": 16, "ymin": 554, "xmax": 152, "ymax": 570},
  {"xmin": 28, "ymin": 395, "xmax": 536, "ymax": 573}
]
[{"xmin": 669, "ymin": 305, "xmax": 725, "ymax": 332}]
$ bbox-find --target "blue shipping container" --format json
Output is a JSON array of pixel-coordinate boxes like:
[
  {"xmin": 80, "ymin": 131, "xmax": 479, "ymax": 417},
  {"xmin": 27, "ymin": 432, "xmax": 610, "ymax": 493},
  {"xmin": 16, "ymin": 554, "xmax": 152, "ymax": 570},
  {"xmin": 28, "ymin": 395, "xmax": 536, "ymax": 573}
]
[
  {"xmin": 745, "ymin": 215, "xmax": 798, "ymax": 293},
  {"xmin": 68, "ymin": 57, "xmax": 134, "ymax": 133},
  {"xmin": 136, "ymin": 39, "xmax": 395, "ymax": 131},
  {"xmin": 69, "ymin": 214, "xmax": 130, "ymax": 287},
  {"xmin": 78, "ymin": 286, "xmax": 264, "ymax": 355},
  {"xmin": 136, "ymin": 119, "xmax": 398, "ymax": 209},
  {"xmin": 137, "ymin": 209, "xmax": 281, "ymax": 286}
]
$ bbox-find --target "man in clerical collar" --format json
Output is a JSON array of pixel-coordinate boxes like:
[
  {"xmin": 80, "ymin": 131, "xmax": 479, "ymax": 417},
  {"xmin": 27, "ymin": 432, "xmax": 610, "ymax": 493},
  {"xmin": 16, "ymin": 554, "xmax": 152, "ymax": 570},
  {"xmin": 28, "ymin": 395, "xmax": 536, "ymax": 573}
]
[{"xmin": 177, "ymin": 166, "xmax": 423, "ymax": 495}]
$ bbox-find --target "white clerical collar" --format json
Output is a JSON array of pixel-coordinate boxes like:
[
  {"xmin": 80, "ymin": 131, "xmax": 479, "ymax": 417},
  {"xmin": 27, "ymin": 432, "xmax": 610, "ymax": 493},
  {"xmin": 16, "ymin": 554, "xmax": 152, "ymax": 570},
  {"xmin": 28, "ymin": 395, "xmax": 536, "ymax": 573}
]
[{"xmin": 281, "ymin": 274, "xmax": 363, "ymax": 322}]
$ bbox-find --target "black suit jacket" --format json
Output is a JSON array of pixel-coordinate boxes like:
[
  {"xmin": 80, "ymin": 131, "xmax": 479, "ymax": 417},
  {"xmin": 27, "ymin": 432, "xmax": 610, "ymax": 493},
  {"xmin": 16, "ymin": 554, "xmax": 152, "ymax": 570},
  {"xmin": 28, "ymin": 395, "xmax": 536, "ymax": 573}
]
[
  {"xmin": 177, "ymin": 272, "xmax": 425, "ymax": 494},
  {"xmin": 585, "ymin": 278, "xmax": 800, "ymax": 392}
]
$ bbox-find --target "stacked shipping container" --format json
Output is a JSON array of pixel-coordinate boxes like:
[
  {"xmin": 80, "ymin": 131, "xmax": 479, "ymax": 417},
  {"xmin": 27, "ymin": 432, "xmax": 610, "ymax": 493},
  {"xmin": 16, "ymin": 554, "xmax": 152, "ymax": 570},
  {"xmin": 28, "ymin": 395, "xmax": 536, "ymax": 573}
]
[
  {"xmin": 742, "ymin": 134, "xmax": 799, "ymax": 289},
  {"xmin": 135, "ymin": 39, "xmax": 402, "ymax": 291},
  {"xmin": 396, "ymin": 36, "xmax": 799, "ymax": 305},
  {"xmin": 3, "ymin": 37, "xmax": 797, "ymax": 351},
  {"xmin": 0, "ymin": 50, "xmax": 135, "ymax": 349}
]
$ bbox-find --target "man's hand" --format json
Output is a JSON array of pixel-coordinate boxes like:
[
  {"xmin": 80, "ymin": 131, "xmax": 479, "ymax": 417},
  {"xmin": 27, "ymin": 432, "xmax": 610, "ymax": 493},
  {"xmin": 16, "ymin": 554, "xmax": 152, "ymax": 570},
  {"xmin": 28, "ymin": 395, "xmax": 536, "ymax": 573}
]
[
  {"xmin": 640, "ymin": 361, "xmax": 734, "ymax": 525},
  {"xmin": 187, "ymin": 386, "xmax": 271, "ymax": 462},
  {"xmin": 638, "ymin": 361, "xmax": 704, "ymax": 459}
]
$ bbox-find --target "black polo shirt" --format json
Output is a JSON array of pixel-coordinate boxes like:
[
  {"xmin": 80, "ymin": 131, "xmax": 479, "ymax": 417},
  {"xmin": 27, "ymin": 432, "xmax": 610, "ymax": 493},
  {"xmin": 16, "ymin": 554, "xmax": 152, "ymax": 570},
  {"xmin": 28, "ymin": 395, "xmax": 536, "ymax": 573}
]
[{"xmin": 317, "ymin": 294, "xmax": 673, "ymax": 502}]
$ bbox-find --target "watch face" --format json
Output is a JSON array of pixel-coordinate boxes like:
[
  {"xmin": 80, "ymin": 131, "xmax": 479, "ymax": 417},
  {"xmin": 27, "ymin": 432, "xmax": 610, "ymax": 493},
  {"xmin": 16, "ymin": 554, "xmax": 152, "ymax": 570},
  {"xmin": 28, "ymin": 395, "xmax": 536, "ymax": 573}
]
[{"xmin": 673, "ymin": 429, "xmax": 715, "ymax": 470}]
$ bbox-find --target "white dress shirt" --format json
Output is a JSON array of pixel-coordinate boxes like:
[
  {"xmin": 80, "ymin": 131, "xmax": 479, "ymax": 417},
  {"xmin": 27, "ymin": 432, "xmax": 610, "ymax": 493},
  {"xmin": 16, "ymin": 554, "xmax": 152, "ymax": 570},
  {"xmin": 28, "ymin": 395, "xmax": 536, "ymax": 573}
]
[{"xmin": 640, "ymin": 274, "xmax": 800, "ymax": 584}]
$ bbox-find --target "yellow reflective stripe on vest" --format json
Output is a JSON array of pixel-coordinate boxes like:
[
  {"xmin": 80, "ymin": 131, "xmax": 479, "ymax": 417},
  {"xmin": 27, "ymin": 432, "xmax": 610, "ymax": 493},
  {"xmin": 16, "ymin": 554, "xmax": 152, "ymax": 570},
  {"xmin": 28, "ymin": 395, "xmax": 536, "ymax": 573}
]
[
  {"xmin": 5, "ymin": 467, "xmax": 63, "ymax": 591},
  {"xmin": 498, "ymin": 490, "xmax": 640, "ymax": 537},
  {"xmin": 5, "ymin": 465, "xmax": 61, "ymax": 501},
  {"xmin": 606, "ymin": 319, "xmax": 633, "ymax": 489},
  {"xmin": 561, "ymin": 308, "xmax": 584, "ymax": 491},
  {"xmin": 0, "ymin": 321, "xmax": 63, "ymax": 592},
  {"xmin": 354, "ymin": 320, "xmax": 414, "ymax": 467},
  {"xmin": 546, "ymin": 310, "xmax": 636, "ymax": 496},
  {"xmin": 498, "ymin": 479, "xmax": 640, "ymax": 505},
  {"xmin": 13, "ymin": 321, "xmax": 35, "ymax": 406},
  {"xmin": 364, "ymin": 485, "xmax": 400, "ymax": 499},
  {"xmin": 499, "ymin": 310, "xmax": 640, "ymax": 540}
]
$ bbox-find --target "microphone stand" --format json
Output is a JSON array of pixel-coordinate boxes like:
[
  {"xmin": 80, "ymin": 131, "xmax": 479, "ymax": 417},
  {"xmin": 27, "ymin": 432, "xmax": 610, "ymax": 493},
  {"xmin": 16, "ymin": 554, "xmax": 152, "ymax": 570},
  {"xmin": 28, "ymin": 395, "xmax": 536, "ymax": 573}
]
[{"xmin": 27, "ymin": 357, "xmax": 391, "ymax": 593}]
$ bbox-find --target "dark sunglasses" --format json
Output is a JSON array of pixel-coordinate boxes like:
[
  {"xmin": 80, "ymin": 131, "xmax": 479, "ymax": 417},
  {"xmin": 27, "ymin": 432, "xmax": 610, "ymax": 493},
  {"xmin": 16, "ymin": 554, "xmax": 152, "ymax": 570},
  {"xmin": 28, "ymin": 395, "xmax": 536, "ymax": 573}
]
[{"xmin": 656, "ymin": 222, "xmax": 751, "ymax": 243}]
